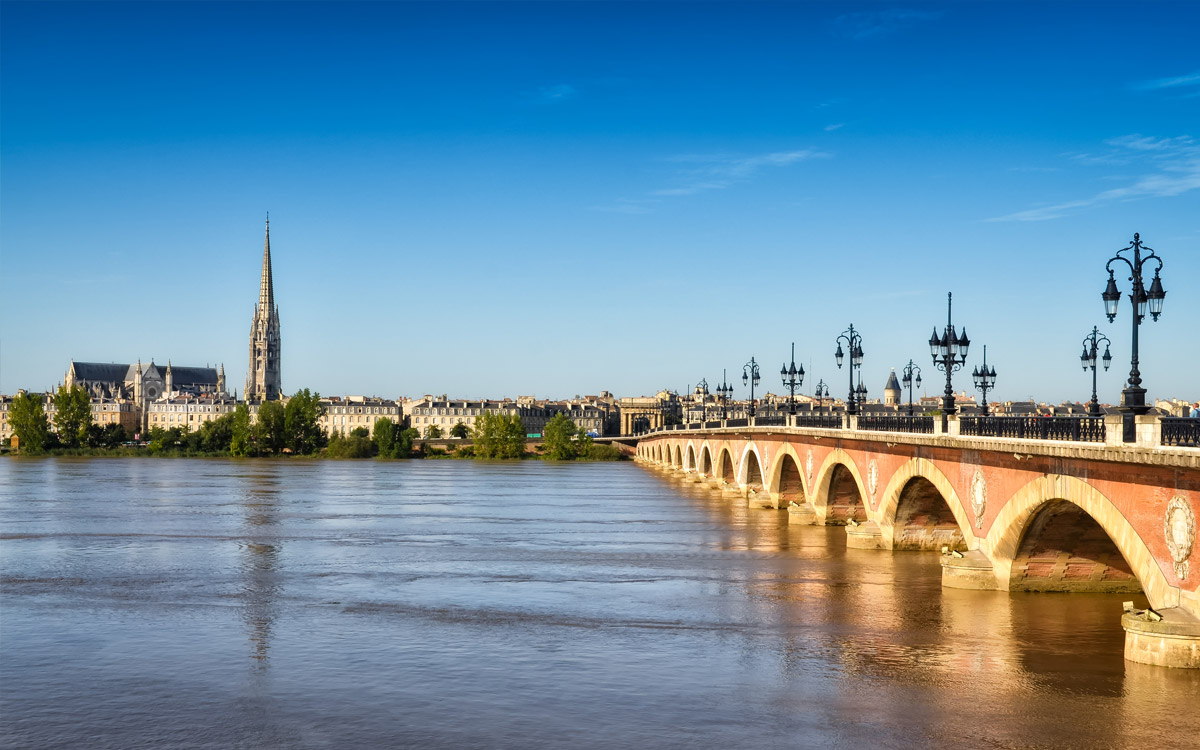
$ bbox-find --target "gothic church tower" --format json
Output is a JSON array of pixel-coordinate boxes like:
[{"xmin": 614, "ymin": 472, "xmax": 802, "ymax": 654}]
[{"xmin": 246, "ymin": 217, "xmax": 282, "ymax": 401}]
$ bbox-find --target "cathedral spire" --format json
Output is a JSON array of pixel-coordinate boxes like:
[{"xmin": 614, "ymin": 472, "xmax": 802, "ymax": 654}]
[{"xmin": 259, "ymin": 214, "xmax": 274, "ymax": 311}]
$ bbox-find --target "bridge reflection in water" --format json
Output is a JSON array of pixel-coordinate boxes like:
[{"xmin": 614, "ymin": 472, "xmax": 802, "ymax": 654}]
[{"xmin": 638, "ymin": 418, "xmax": 1200, "ymax": 668}]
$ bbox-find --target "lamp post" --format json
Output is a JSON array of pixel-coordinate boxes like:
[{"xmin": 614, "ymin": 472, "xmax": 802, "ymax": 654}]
[
  {"xmin": 1102, "ymin": 233, "xmax": 1165, "ymax": 415},
  {"xmin": 901, "ymin": 360, "xmax": 922, "ymax": 416},
  {"xmin": 780, "ymin": 343, "xmax": 805, "ymax": 415},
  {"xmin": 716, "ymin": 369, "xmax": 734, "ymax": 420},
  {"xmin": 743, "ymin": 358, "xmax": 761, "ymax": 418},
  {"xmin": 1080, "ymin": 326, "xmax": 1113, "ymax": 417},
  {"xmin": 971, "ymin": 345, "xmax": 997, "ymax": 416},
  {"xmin": 695, "ymin": 378, "xmax": 710, "ymax": 423},
  {"xmin": 929, "ymin": 292, "xmax": 970, "ymax": 426},
  {"xmin": 835, "ymin": 324, "xmax": 864, "ymax": 415},
  {"xmin": 855, "ymin": 379, "xmax": 868, "ymax": 411},
  {"xmin": 814, "ymin": 379, "xmax": 829, "ymax": 412}
]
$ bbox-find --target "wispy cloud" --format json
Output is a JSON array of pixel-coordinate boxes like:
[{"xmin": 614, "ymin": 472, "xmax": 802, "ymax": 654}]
[
  {"xmin": 537, "ymin": 83, "xmax": 577, "ymax": 101},
  {"xmin": 988, "ymin": 134, "xmax": 1200, "ymax": 222},
  {"xmin": 824, "ymin": 123, "xmax": 845, "ymax": 132},
  {"xmin": 592, "ymin": 149, "xmax": 830, "ymax": 214},
  {"xmin": 830, "ymin": 9, "xmax": 943, "ymax": 40},
  {"xmin": 1136, "ymin": 70, "xmax": 1200, "ymax": 91}
]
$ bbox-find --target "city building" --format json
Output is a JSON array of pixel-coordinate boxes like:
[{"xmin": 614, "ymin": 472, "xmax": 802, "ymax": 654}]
[
  {"xmin": 883, "ymin": 370, "xmax": 902, "ymax": 407},
  {"xmin": 320, "ymin": 396, "xmax": 402, "ymax": 436},
  {"xmin": 246, "ymin": 217, "xmax": 282, "ymax": 402},
  {"xmin": 64, "ymin": 359, "xmax": 226, "ymax": 432}
]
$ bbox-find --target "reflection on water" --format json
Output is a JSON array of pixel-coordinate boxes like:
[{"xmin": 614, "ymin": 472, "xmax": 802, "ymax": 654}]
[{"xmin": 2, "ymin": 457, "xmax": 1198, "ymax": 749}]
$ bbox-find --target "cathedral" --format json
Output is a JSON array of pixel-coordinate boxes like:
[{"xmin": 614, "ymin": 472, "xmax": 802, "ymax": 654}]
[{"xmin": 245, "ymin": 217, "xmax": 282, "ymax": 401}]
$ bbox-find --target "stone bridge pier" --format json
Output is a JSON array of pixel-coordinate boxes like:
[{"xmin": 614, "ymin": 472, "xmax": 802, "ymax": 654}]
[{"xmin": 636, "ymin": 423, "xmax": 1200, "ymax": 668}]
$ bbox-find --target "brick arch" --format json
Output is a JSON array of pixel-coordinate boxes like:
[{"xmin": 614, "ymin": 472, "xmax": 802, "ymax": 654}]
[
  {"xmin": 699, "ymin": 444, "xmax": 713, "ymax": 476},
  {"xmin": 716, "ymin": 446, "xmax": 737, "ymax": 484},
  {"xmin": 684, "ymin": 443, "xmax": 697, "ymax": 471},
  {"xmin": 811, "ymin": 449, "xmax": 869, "ymax": 525},
  {"xmin": 765, "ymin": 443, "xmax": 810, "ymax": 507},
  {"xmin": 737, "ymin": 442, "xmax": 766, "ymax": 488},
  {"xmin": 876, "ymin": 457, "xmax": 976, "ymax": 552},
  {"xmin": 987, "ymin": 475, "xmax": 1176, "ymax": 610},
  {"xmin": 674, "ymin": 444, "xmax": 683, "ymax": 468}
]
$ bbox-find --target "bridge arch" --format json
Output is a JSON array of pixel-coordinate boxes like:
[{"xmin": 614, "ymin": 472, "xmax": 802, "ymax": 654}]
[
  {"xmin": 684, "ymin": 443, "xmax": 697, "ymax": 471},
  {"xmin": 737, "ymin": 442, "xmax": 766, "ymax": 489},
  {"xmin": 716, "ymin": 446, "xmax": 737, "ymax": 485},
  {"xmin": 766, "ymin": 443, "xmax": 809, "ymax": 506},
  {"xmin": 876, "ymin": 458, "xmax": 974, "ymax": 551},
  {"xmin": 987, "ymin": 475, "xmax": 1175, "ymax": 609},
  {"xmin": 811, "ymin": 450, "xmax": 869, "ymax": 525},
  {"xmin": 699, "ymin": 444, "xmax": 713, "ymax": 476}
]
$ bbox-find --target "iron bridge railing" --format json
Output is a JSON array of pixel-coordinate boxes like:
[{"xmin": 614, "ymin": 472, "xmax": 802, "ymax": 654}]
[
  {"xmin": 753, "ymin": 416, "xmax": 786, "ymax": 427},
  {"xmin": 959, "ymin": 415, "xmax": 1106, "ymax": 443},
  {"xmin": 1161, "ymin": 418, "xmax": 1200, "ymax": 448},
  {"xmin": 793, "ymin": 414, "xmax": 843, "ymax": 429},
  {"xmin": 858, "ymin": 414, "xmax": 935, "ymax": 434}
]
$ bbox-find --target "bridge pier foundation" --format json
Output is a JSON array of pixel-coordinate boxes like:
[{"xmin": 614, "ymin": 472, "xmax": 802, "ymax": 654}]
[
  {"xmin": 746, "ymin": 488, "xmax": 774, "ymax": 509},
  {"xmin": 1123, "ymin": 608, "xmax": 1200, "ymax": 669},
  {"xmin": 845, "ymin": 521, "xmax": 884, "ymax": 549},
  {"xmin": 787, "ymin": 503, "xmax": 817, "ymax": 524},
  {"xmin": 940, "ymin": 550, "xmax": 1001, "ymax": 590}
]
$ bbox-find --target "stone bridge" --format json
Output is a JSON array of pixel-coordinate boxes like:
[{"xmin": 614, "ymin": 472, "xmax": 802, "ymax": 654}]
[{"xmin": 635, "ymin": 416, "xmax": 1200, "ymax": 668}]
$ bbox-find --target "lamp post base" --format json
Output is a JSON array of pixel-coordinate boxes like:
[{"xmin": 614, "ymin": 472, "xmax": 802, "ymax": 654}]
[{"xmin": 1119, "ymin": 386, "xmax": 1152, "ymax": 415}]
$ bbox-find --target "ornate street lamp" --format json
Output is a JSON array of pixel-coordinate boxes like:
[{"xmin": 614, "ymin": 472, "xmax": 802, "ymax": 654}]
[
  {"xmin": 900, "ymin": 360, "xmax": 922, "ymax": 416},
  {"xmin": 855, "ymin": 379, "xmax": 868, "ymax": 409},
  {"xmin": 929, "ymin": 292, "xmax": 970, "ymax": 423},
  {"xmin": 835, "ymin": 324, "xmax": 864, "ymax": 415},
  {"xmin": 1102, "ymin": 232, "xmax": 1165, "ymax": 415},
  {"xmin": 716, "ymin": 369, "xmax": 734, "ymax": 420},
  {"xmin": 695, "ymin": 378, "xmax": 710, "ymax": 423},
  {"xmin": 780, "ymin": 342, "xmax": 805, "ymax": 415},
  {"xmin": 814, "ymin": 379, "xmax": 829, "ymax": 412},
  {"xmin": 1080, "ymin": 326, "xmax": 1113, "ymax": 417},
  {"xmin": 971, "ymin": 345, "xmax": 997, "ymax": 416},
  {"xmin": 743, "ymin": 357, "xmax": 761, "ymax": 418}
]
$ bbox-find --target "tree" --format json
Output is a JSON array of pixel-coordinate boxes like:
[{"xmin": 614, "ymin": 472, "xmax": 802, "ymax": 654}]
[
  {"xmin": 473, "ymin": 412, "xmax": 526, "ymax": 459},
  {"xmin": 254, "ymin": 400, "xmax": 286, "ymax": 454},
  {"xmin": 450, "ymin": 421, "xmax": 470, "ymax": 439},
  {"xmin": 542, "ymin": 413, "xmax": 579, "ymax": 460},
  {"xmin": 373, "ymin": 417, "xmax": 396, "ymax": 456},
  {"xmin": 230, "ymin": 404, "xmax": 253, "ymax": 456},
  {"xmin": 425, "ymin": 424, "xmax": 443, "ymax": 439},
  {"xmin": 201, "ymin": 413, "xmax": 235, "ymax": 453},
  {"xmin": 9, "ymin": 392, "xmax": 50, "ymax": 453},
  {"xmin": 284, "ymin": 389, "xmax": 327, "ymax": 455},
  {"xmin": 53, "ymin": 385, "xmax": 92, "ymax": 448}
]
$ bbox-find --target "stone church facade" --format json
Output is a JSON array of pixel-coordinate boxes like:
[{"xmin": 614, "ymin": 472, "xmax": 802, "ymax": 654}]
[{"xmin": 245, "ymin": 217, "xmax": 282, "ymax": 402}]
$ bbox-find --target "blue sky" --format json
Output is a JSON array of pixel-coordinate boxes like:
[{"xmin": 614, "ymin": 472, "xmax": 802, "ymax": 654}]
[{"xmin": 2, "ymin": 1, "xmax": 1198, "ymax": 404}]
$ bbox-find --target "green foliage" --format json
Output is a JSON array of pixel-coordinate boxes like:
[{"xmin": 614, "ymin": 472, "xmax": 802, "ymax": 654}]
[
  {"xmin": 230, "ymin": 404, "xmax": 253, "ymax": 457},
  {"xmin": 10, "ymin": 392, "xmax": 51, "ymax": 453},
  {"xmin": 373, "ymin": 419, "xmax": 418, "ymax": 458},
  {"xmin": 53, "ymin": 385, "xmax": 92, "ymax": 448},
  {"xmin": 542, "ymin": 413, "xmax": 586, "ymax": 460},
  {"xmin": 86, "ymin": 422, "xmax": 129, "ymax": 449},
  {"xmin": 350, "ymin": 426, "xmax": 370, "ymax": 439},
  {"xmin": 472, "ymin": 412, "xmax": 526, "ymax": 459},
  {"xmin": 424, "ymin": 424, "xmax": 443, "ymax": 439},
  {"xmin": 200, "ymin": 412, "xmax": 235, "ymax": 453},
  {"xmin": 583, "ymin": 443, "xmax": 623, "ymax": 461},
  {"xmin": 254, "ymin": 400, "xmax": 286, "ymax": 454},
  {"xmin": 284, "ymin": 389, "xmax": 327, "ymax": 455},
  {"xmin": 449, "ymin": 421, "xmax": 470, "ymax": 439},
  {"xmin": 326, "ymin": 432, "xmax": 376, "ymax": 458}
]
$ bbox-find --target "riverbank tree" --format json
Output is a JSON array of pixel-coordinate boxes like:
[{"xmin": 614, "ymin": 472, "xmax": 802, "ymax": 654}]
[
  {"xmin": 53, "ymin": 385, "xmax": 92, "ymax": 449},
  {"xmin": 10, "ymin": 392, "xmax": 51, "ymax": 453},
  {"xmin": 472, "ymin": 412, "xmax": 526, "ymax": 459}
]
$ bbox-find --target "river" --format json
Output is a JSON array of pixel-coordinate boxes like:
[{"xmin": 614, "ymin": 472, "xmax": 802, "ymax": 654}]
[{"xmin": 1, "ymin": 458, "xmax": 1198, "ymax": 749}]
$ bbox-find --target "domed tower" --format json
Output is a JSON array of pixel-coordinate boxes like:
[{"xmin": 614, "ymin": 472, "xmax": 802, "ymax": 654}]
[
  {"xmin": 884, "ymin": 368, "xmax": 902, "ymax": 407},
  {"xmin": 245, "ymin": 216, "xmax": 282, "ymax": 402}
]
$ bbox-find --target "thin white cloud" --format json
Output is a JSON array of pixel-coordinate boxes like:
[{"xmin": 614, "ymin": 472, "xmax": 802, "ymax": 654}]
[
  {"xmin": 538, "ymin": 83, "xmax": 577, "ymax": 101},
  {"xmin": 830, "ymin": 9, "xmax": 943, "ymax": 40},
  {"xmin": 988, "ymin": 134, "xmax": 1200, "ymax": 222},
  {"xmin": 1136, "ymin": 70, "xmax": 1200, "ymax": 90},
  {"xmin": 824, "ymin": 123, "xmax": 845, "ymax": 132},
  {"xmin": 595, "ymin": 148, "xmax": 830, "ymax": 214}
]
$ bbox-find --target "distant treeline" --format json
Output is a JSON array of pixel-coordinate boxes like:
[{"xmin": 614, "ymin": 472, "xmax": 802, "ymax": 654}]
[{"xmin": 4, "ymin": 387, "xmax": 622, "ymax": 461}]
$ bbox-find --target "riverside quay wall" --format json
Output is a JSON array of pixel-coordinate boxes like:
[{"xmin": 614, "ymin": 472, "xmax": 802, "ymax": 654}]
[{"xmin": 635, "ymin": 414, "xmax": 1200, "ymax": 668}]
